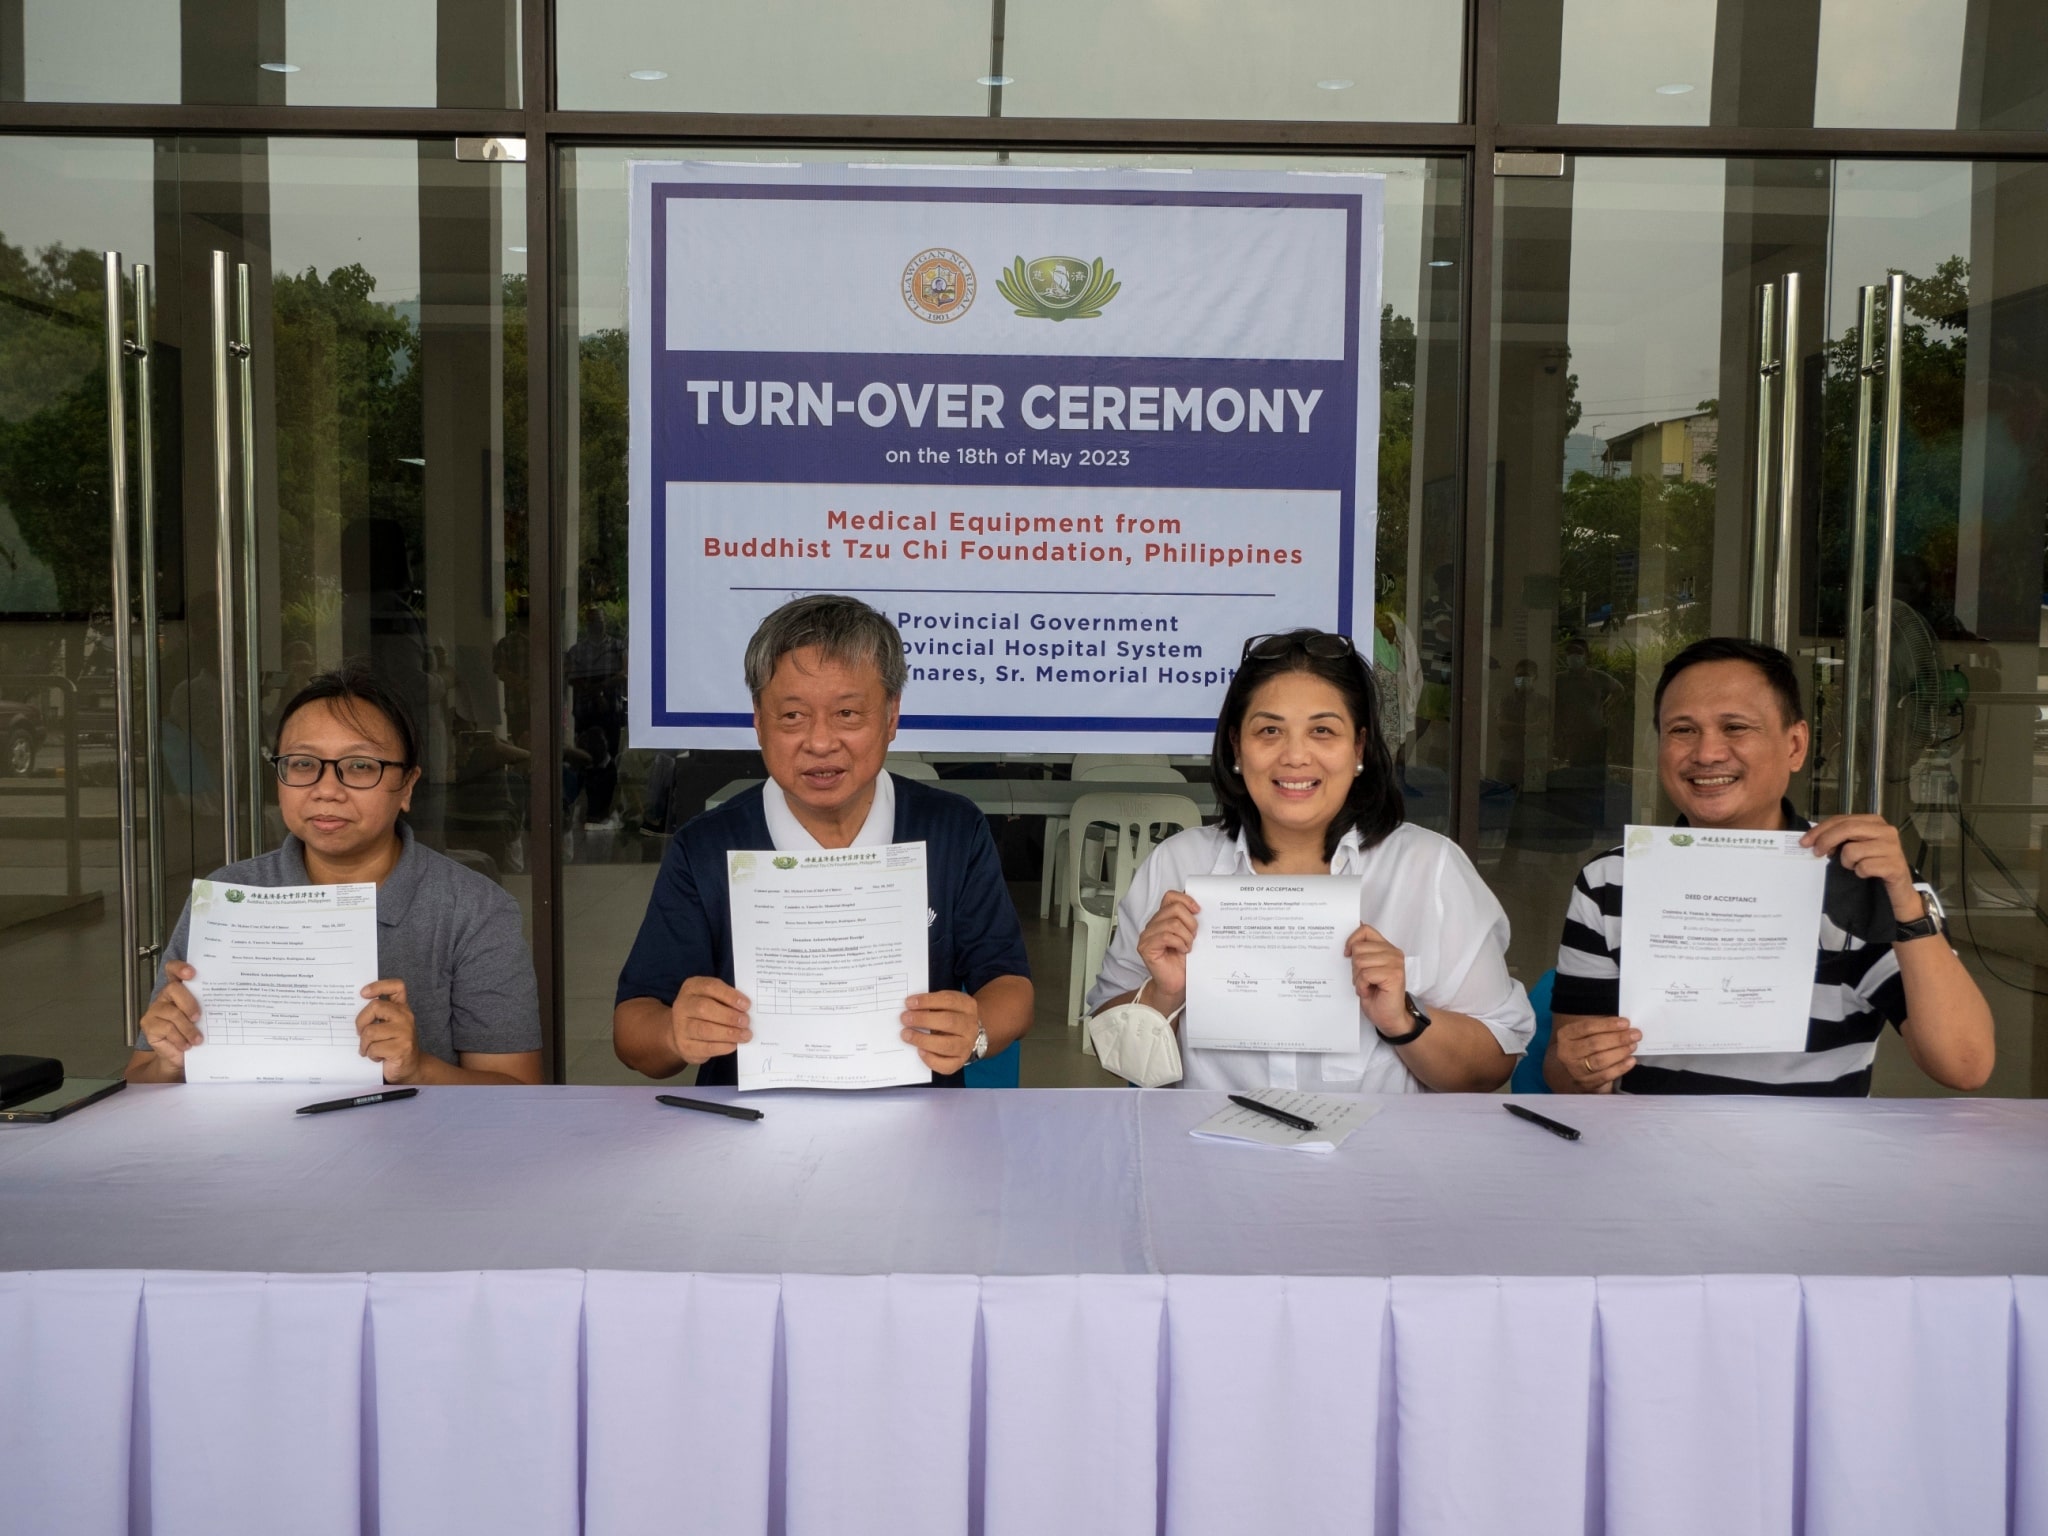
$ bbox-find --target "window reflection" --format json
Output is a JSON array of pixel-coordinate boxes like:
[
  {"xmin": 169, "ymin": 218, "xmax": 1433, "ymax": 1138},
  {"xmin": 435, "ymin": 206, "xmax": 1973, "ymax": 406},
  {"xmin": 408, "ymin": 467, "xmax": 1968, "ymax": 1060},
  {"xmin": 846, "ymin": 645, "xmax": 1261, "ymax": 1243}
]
[
  {"xmin": 1503, "ymin": 0, "xmax": 2048, "ymax": 130},
  {"xmin": 555, "ymin": 0, "xmax": 1462, "ymax": 120}
]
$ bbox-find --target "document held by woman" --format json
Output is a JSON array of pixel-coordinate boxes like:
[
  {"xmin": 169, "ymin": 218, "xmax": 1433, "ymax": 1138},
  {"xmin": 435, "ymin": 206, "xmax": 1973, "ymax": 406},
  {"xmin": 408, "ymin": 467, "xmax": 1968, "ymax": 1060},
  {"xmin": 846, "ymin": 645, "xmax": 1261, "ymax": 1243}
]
[
  {"xmin": 180, "ymin": 880, "xmax": 384, "ymax": 1086},
  {"xmin": 1182, "ymin": 874, "xmax": 1364, "ymax": 1052},
  {"xmin": 1616, "ymin": 825, "xmax": 1827, "ymax": 1054}
]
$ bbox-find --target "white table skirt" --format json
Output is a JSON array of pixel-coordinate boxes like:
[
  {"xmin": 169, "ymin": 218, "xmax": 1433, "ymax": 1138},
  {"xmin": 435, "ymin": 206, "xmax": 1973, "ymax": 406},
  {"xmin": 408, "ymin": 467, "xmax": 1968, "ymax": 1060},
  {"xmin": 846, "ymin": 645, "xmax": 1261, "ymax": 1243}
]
[
  {"xmin": 5, "ymin": 1087, "xmax": 2047, "ymax": 1536},
  {"xmin": 5, "ymin": 1269, "xmax": 2043, "ymax": 1536}
]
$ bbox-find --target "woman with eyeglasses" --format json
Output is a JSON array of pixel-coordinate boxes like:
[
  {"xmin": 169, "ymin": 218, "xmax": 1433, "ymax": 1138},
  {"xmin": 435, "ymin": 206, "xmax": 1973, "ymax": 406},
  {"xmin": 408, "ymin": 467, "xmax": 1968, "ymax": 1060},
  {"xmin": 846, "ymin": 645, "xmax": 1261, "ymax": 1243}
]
[
  {"xmin": 127, "ymin": 665, "xmax": 542, "ymax": 1085},
  {"xmin": 1087, "ymin": 629, "xmax": 1532, "ymax": 1093}
]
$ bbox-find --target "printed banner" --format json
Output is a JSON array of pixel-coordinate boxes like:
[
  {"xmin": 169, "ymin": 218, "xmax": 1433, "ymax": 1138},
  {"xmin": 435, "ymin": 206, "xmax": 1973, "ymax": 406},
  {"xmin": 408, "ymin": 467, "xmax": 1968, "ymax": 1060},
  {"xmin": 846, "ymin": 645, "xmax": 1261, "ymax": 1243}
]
[{"xmin": 628, "ymin": 162, "xmax": 1383, "ymax": 750}]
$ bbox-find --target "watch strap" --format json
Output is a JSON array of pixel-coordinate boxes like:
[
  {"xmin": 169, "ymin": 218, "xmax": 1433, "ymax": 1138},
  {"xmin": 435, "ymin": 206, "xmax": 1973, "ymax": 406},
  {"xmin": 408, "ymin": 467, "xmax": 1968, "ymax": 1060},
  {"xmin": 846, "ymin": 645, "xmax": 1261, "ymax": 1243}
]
[{"xmin": 1376, "ymin": 993, "xmax": 1433, "ymax": 1046}]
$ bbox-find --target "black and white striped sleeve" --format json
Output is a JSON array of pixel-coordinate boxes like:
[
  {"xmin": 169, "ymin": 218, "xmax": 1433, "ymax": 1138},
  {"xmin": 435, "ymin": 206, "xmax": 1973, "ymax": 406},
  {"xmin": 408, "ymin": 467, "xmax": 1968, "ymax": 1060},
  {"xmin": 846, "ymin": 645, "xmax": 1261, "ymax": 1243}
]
[{"xmin": 1551, "ymin": 847, "xmax": 1623, "ymax": 1018}]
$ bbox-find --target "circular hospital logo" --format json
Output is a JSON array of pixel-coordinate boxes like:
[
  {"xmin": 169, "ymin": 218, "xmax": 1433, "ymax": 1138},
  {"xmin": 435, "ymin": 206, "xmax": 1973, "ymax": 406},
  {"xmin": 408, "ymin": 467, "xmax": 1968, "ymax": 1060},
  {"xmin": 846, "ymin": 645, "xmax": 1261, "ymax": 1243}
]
[{"xmin": 902, "ymin": 248, "xmax": 976, "ymax": 324}]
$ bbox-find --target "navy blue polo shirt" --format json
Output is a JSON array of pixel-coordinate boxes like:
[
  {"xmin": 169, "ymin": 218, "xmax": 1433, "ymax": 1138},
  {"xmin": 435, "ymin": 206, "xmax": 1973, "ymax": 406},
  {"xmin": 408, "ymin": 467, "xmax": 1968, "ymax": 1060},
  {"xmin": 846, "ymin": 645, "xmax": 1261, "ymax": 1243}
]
[{"xmin": 615, "ymin": 774, "xmax": 1030, "ymax": 1086}]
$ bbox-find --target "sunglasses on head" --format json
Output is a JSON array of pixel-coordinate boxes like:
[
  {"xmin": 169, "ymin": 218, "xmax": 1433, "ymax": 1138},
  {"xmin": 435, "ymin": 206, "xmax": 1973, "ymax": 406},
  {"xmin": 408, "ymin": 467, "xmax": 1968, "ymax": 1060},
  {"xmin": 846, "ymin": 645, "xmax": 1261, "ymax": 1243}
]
[{"xmin": 1239, "ymin": 630, "xmax": 1359, "ymax": 663}]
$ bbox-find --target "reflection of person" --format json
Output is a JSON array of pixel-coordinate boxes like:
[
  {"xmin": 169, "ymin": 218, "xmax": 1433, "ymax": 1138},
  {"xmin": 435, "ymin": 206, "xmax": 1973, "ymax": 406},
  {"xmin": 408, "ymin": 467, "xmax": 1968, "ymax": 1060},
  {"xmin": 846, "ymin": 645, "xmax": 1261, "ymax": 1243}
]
[
  {"xmin": 1493, "ymin": 658, "xmax": 1547, "ymax": 786},
  {"xmin": 1551, "ymin": 635, "xmax": 1621, "ymax": 770},
  {"xmin": 126, "ymin": 666, "xmax": 543, "ymax": 1086},
  {"xmin": 1087, "ymin": 629, "xmax": 1533, "ymax": 1092},
  {"xmin": 1546, "ymin": 637, "xmax": 1993, "ymax": 1095},
  {"xmin": 612, "ymin": 596, "xmax": 1032, "ymax": 1085}
]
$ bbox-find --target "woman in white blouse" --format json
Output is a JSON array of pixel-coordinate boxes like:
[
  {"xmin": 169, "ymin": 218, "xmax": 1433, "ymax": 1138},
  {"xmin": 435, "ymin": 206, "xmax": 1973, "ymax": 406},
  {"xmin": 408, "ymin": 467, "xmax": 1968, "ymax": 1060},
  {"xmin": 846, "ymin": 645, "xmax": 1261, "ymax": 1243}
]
[{"xmin": 1088, "ymin": 629, "xmax": 1532, "ymax": 1093}]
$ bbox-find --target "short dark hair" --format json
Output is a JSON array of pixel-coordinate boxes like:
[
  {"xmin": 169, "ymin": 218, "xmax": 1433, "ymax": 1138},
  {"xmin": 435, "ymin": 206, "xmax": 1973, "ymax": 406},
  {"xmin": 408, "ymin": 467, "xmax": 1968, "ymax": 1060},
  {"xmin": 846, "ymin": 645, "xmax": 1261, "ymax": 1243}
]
[
  {"xmin": 743, "ymin": 594, "xmax": 909, "ymax": 700},
  {"xmin": 1653, "ymin": 637, "xmax": 1805, "ymax": 728},
  {"xmin": 1211, "ymin": 630, "xmax": 1403, "ymax": 864},
  {"xmin": 274, "ymin": 663, "xmax": 422, "ymax": 769}
]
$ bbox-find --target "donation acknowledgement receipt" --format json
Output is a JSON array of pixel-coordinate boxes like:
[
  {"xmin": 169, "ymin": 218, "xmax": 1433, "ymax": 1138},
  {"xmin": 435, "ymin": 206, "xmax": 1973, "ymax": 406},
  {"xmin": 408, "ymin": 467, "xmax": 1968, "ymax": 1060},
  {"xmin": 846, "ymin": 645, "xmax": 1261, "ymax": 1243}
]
[
  {"xmin": 180, "ymin": 880, "xmax": 384, "ymax": 1085},
  {"xmin": 729, "ymin": 841, "xmax": 932, "ymax": 1091},
  {"xmin": 1616, "ymin": 824, "xmax": 1827, "ymax": 1054}
]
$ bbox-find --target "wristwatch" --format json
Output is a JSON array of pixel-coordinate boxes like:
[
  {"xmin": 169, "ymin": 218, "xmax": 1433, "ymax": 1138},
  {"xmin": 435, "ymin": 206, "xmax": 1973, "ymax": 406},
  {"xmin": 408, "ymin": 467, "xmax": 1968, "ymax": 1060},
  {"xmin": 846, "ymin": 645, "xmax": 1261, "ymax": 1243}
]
[
  {"xmin": 1893, "ymin": 881, "xmax": 1948, "ymax": 942},
  {"xmin": 1376, "ymin": 992, "xmax": 1433, "ymax": 1046},
  {"xmin": 970, "ymin": 1022, "xmax": 990, "ymax": 1061}
]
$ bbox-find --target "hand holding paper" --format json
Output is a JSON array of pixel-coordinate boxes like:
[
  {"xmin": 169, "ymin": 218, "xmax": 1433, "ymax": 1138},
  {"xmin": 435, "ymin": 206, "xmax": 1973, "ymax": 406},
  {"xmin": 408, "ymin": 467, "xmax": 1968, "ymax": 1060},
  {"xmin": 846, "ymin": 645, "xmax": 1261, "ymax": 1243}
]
[{"xmin": 1183, "ymin": 875, "xmax": 1364, "ymax": 1053}]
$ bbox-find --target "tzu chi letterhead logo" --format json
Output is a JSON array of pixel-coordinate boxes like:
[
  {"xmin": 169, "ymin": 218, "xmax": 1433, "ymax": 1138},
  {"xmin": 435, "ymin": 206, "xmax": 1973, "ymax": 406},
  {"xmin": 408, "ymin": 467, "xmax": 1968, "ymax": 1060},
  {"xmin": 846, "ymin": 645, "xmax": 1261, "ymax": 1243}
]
[
  {"xmin": 901, "ymin": 248, "xmax": 976, "ymax": 324},
  {"xmin": 997, "ymin": 255, "xmax": 1122, "ymax": 320}
]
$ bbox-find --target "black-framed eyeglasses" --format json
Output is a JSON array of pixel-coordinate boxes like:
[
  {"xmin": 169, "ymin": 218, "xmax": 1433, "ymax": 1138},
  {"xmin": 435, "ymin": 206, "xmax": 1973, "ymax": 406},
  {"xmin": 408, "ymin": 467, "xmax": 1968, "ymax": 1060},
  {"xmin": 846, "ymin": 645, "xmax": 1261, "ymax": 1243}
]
[
  {"xmin": 1239, "ymin": 630, "xmax": 1359, "ymax": 663},
  {"xmin": 266, "ymin": 751, "xmax": 408, "ymax": 790}
]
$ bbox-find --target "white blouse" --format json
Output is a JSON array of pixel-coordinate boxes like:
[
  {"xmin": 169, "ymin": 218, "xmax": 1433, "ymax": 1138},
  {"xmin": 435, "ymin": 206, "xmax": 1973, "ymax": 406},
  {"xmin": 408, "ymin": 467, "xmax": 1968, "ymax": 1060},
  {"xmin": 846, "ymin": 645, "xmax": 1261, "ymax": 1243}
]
[{"xmin": 1086, "ymin": 822, "xmax": 1534, "ymax": 1093}]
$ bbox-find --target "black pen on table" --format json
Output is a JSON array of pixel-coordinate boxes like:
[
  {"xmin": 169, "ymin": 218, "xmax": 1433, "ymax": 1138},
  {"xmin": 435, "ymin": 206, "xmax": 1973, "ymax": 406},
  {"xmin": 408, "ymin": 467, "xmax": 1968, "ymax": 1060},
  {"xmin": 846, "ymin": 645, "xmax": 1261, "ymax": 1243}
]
[
  {"xmin": 1504, "ymin": 1102, "xmax": 1580, "ymax": 1142},
  {"xmin": 1228, "ymin": 1093, "xmax": 1318, "ymax": 1133},
  {"xmin": 657, "ymin": 1093, "xmax": 764, "ymax": 1123},
  {"xmin": 296, "ymin": 1087, "xmax": 418, "ymax": 1116}
]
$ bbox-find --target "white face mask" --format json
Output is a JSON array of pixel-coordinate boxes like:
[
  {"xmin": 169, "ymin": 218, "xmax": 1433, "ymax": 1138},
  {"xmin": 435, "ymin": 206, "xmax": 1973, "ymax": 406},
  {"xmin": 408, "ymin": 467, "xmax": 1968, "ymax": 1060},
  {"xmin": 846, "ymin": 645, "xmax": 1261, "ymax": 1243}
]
[{"xmin": 1086, "ymin": 990, "xmax": 1185, "ymax": 1087}]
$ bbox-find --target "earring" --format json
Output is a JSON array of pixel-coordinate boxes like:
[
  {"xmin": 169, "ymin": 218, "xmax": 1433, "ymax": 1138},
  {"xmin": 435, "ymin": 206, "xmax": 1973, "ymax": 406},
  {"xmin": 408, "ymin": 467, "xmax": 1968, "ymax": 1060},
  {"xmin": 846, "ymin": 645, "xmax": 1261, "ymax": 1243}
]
[
  {"xmin": 1229, "ymin": 763, "xmax": 1241, "ymax": 775},
  {"xmin": 1354, "ymin": 762, "xmax": 1364, "ymax": 776}
]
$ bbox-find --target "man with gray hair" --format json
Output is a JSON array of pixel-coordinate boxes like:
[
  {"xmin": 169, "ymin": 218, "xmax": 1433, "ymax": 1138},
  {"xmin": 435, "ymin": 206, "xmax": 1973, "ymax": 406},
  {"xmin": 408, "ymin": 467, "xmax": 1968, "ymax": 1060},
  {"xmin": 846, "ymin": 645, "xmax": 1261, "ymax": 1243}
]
[{"xmin": 614, "ymin": 594, "xmax": 1033, "ymax": 1086}]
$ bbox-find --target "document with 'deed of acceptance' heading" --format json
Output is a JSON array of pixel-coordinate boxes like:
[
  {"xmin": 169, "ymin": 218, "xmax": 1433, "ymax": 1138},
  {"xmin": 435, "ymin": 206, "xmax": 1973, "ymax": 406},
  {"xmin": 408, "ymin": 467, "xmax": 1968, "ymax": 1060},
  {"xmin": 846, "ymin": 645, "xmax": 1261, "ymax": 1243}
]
[
  {"xmin": 1617, "ymin": 825, "xmax": 1826, "ymax": 1054},
  {"xmin": 1183, "ymin": 874, "xmax": 1363, "ymax": 1052},
  {"xmin": 730, "ymin": 842, "xmax": 932, "ymax": 1091},
  {"xmin": 179, "ymin": 880, "xmax": 384, "ymax": 1086}
]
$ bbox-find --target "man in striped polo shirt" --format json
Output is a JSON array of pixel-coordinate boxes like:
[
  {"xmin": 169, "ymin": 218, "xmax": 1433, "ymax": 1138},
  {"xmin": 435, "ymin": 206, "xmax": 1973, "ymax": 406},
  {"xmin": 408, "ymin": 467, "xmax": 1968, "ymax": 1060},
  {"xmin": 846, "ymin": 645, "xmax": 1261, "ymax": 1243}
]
[{"xmin": 1545, "ymin": 637, "xmax": 1994, "ymax": 1095}]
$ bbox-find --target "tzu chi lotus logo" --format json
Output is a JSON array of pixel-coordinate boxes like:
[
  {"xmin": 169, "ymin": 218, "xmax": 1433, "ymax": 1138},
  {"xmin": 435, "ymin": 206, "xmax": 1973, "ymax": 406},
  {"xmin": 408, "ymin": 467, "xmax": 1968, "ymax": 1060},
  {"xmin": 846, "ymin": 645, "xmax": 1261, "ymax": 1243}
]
[
  {"xmin": 998, "ymin": 255, "xmax": 1122, "ymax": 320},
  {"xmin": 901, "ymin": 248, "xmax": 976, "ymax": 323}
]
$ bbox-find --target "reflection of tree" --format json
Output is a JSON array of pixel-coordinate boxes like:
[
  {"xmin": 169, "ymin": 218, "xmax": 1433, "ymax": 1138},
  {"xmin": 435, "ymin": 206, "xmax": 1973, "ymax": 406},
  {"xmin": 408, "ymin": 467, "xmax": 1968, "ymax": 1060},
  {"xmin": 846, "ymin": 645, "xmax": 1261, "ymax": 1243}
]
[
  {"xmin": 1376, "ymin": 304, "xmax": 1415, "ymax": 619},
  {"xmin": 577, "ymin": 326, "xmax": 630, "ymax": 620},
  {"xmin": 1815, "ymin": 256, "xmax": 1970, "ymax": 641},
  {"xmin": 0, "ymin": 237, "xmax": 110, "ymax": 614},
  {"xmin": 271, "ymin": 263, "xmax": 422, "ymax": 645}
]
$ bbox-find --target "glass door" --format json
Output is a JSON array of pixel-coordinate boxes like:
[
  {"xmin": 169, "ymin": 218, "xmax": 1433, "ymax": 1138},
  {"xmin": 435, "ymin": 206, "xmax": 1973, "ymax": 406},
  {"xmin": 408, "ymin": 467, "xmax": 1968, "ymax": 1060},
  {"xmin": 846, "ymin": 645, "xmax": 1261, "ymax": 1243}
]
[
  {"xmin": 1812, "ymin": 161, "xmax": 2048, "ymax": 1094},
  {"xmin": 0, "ymin": 135, "xmax": 530, "ymax": 1074},
  {"xmin": 1481, "ymin": 154, "xmax": 2048, "ymax": 1096}
]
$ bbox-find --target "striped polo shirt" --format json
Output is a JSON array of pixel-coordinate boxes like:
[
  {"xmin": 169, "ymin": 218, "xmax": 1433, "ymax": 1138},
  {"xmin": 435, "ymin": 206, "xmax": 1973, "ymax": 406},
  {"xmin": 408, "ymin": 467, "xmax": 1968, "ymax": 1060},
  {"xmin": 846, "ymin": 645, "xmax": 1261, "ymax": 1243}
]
[{"xmin": 1552, "ymin": 801, "xmax": 1911, "ymax": 1095}]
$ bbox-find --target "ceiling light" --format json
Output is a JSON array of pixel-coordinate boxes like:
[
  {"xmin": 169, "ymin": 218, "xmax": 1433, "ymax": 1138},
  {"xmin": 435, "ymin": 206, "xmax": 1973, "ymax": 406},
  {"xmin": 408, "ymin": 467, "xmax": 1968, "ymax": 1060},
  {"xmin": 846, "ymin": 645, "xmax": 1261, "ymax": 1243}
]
[
  {"xmin": 260, "ymin": 61, "xmax": 300, "ymax": 73},
  {"xmin": 1655, "ymin": 82, "xmax": 1694, "ymax": 95},
  {"xmin": 509, "ymin": 246, "xmax": 527, "ymax": 254},
  {"xmin": 1428, "ymin": 259, "xmax": 1454, "ymax": 267},
  {"xmin": 976, "ymin": 74, "xmax": 1014, "ymax": 87},
  {"xmin": 1316, "ymin": 79, "xmax": 1355, "ymax": 91},
  {"xmin": 628, "ymin": 69, "xmax": 668, "ymax": 81}
]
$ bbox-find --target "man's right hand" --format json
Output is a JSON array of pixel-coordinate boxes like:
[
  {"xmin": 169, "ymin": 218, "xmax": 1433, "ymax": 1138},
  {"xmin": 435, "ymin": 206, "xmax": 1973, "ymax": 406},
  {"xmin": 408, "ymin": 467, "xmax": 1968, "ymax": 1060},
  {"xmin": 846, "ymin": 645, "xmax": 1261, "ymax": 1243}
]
[
  {"xmin": 137, "ymin": 961, "xmax": 203, "ymax": 1074},
  {"xmin": 1548, "ymin": 1014, "xmax": 1640, "ymax": 1093},
  {"xmin": 670, "ymin": 976, "xmax": 753, "ymax": 1064}
]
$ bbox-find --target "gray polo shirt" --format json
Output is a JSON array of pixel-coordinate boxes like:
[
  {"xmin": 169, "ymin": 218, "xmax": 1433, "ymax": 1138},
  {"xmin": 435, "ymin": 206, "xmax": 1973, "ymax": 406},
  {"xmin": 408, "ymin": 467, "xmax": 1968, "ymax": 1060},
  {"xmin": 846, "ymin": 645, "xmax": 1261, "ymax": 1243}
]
[{"xmin": 158, "ymin": 822, "xmax": 540, "ymax": 1065}]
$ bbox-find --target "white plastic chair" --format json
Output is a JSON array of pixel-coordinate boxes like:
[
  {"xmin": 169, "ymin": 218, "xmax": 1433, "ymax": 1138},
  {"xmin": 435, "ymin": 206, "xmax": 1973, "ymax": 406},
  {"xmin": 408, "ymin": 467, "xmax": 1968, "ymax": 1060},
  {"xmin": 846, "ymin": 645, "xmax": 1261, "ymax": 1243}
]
[
  {"xmin": 1064, "ymin": 790, "xmax": 1203, "ymax": 1048},
  {"xmin": 883, "ymin": 754, "xmax": 940, "ymax": 781},
  {"xmin": 1042, "ymin": 756, "xmax": 1188, "ymax": 925},
  {"xmin": 1056, "ymin": 757, "xmax": 1187, "ymax": 925}
]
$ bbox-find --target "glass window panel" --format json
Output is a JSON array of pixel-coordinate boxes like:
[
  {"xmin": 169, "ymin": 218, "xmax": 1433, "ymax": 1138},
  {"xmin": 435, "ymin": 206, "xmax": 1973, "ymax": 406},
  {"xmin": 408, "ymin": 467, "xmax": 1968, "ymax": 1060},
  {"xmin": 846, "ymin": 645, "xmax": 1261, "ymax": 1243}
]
[
  {"xmin": 1555, "ymin": 0, "xmax": 1715, "ymax": 126},
  {"xmin": 554, "ymin": 0, "xmax": 1463, "ymax": 120},
  {"xmin": 1500, "ymin": 0, "xmax": 2048, "ymax": 129},
  {"xmin": 558, "ymin": 146, "xmax": 1462, "ymax": 1084},
  {"xmin": 5, "ymin": 0, "xmax": 518, "ymax": 106}
]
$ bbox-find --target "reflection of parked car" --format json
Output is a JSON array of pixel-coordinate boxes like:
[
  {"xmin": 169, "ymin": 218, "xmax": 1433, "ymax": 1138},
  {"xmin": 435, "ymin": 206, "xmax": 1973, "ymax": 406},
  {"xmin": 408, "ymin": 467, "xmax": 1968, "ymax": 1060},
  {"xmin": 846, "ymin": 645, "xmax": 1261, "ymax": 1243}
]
[{"xmin": 0, "ymin": 694, "xmax": 44, "ymax": 776}]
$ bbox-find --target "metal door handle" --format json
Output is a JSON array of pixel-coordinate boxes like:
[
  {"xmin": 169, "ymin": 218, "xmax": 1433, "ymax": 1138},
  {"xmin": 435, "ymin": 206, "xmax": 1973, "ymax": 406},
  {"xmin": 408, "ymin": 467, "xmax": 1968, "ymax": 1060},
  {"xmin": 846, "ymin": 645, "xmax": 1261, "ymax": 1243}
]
[
  {"xmin": 101, "ymin": 253, "xmax": 144, "ymax": 1040},
  {"xmin": 1772, "ymin": 273, "xmax": 1801, "ymax": 653},
  {"xmin": 1840, "ymin": 284, "xmax": 1882, "ymax": 815},
  {"xmin": 236, "ymin": 263, "xmax": 262, "ymax": 847},
  {"xmin": 1749, "ymin": 283, "xmax": 1778, "ymax": 641},
  {"xmin": 130, "ymin": 264, "xmax": 165, "ymax": 954},
  {"xmin": 210, "ymin": 251, "xmax": 239, "ymax": 865},
  {"xmin": 1866, "ymin": 272, "xmax": 1906, "ymax": 813}
]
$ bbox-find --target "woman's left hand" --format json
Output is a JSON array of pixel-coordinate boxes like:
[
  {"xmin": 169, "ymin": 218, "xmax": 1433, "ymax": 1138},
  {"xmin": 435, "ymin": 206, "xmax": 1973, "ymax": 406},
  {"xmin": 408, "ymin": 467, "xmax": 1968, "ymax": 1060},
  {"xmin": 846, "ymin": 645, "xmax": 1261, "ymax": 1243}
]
[
  {"xmin": 357, "ymin": 979, "xmax": 422, "ymax": 1084},
  {"xmin": 1345, "ymin": 925, "xmax": 1412, "ymax": 1037}
]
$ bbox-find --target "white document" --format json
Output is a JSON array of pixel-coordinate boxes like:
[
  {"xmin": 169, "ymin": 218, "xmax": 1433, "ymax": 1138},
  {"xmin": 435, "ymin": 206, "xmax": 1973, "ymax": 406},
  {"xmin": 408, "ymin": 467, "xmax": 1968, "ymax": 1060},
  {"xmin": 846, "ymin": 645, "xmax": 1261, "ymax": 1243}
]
[
  {"xmin": 1189, "ymin": 1090, "xmax": 1380, "ymax": 1153},
  {"xmin": 1617, "ymin": 825, "xmax": 1828, "ymax": 1054},
  {"xmin": 1182, "ymin": 874, "xmax": 1363, "ymax": 1052},
  {"xmin": 180, "ymin": 881, "xmax": 384, "ymax": 1086},
  {"xmin": 730, "ymin": 842, "xmax": 932, "ymax": 1091}
]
